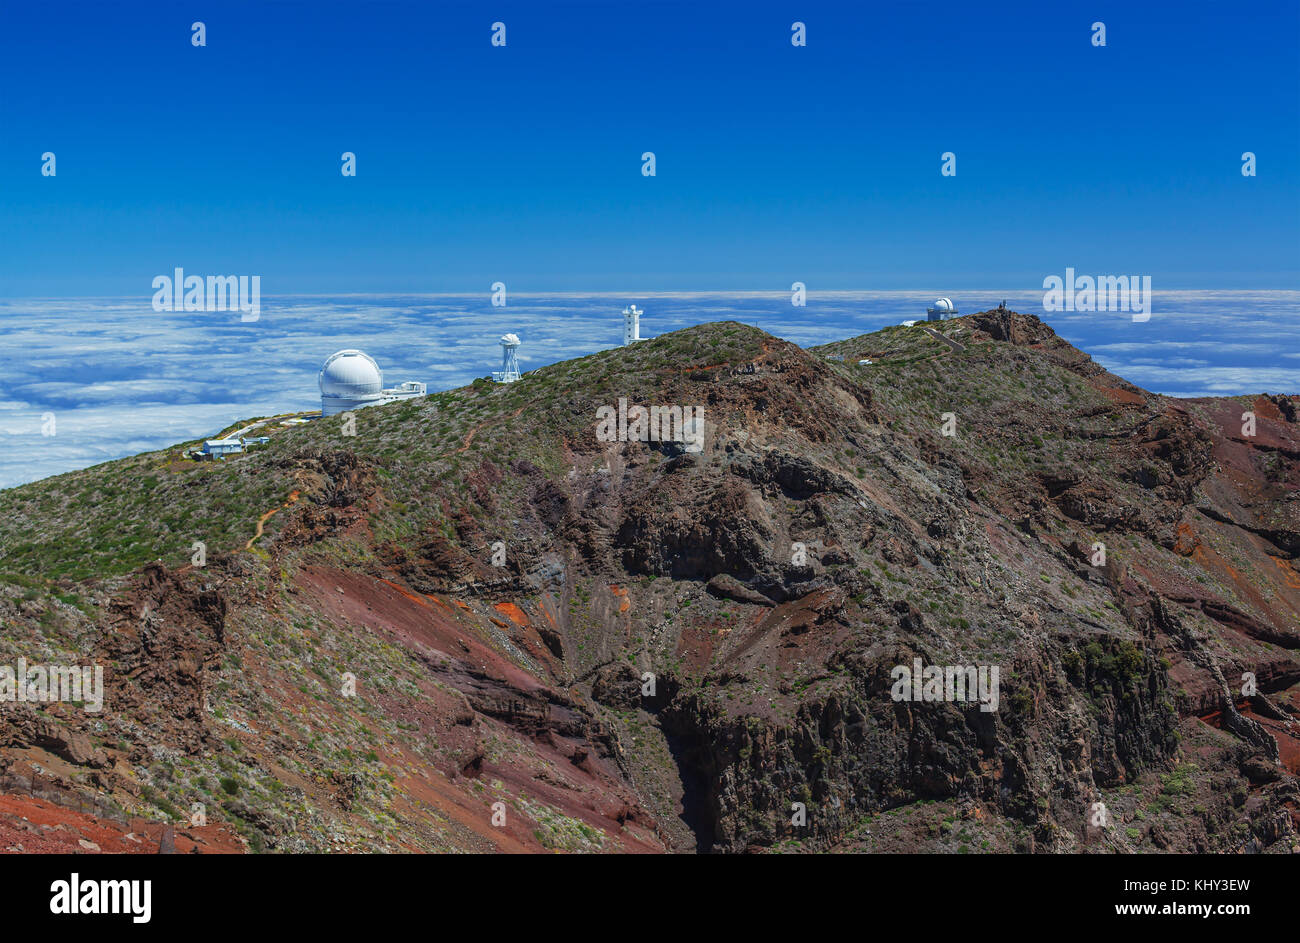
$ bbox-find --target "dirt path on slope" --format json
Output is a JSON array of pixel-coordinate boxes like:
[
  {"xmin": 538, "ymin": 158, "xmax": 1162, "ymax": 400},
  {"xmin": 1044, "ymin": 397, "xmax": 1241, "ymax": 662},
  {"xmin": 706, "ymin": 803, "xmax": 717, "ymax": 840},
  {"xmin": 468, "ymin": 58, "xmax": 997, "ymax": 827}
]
[
  {"xmin": 443, "ymin": 406, "xmax": 528, "ymax": 458},
  {"xmin": 246, "ymin": 490, "xmax": 301, "ymax": 549}
]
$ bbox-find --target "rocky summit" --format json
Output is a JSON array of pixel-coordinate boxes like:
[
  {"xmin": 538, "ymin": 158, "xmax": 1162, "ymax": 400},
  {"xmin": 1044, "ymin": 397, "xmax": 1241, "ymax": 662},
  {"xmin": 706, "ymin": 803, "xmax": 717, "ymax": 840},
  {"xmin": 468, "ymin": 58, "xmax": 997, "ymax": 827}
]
[{"xmin": 0, "ymin": 311, "xmax": 1296, "ymax": 854}]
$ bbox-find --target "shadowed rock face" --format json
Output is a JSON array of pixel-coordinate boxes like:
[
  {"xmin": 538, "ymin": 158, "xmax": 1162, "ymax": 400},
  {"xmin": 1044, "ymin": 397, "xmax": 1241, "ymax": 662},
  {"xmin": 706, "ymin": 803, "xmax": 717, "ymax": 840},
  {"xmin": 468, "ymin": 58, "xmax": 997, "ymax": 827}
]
[{"xmin": 0, "ymin": 313, "xmax": 1296, "ymax": 853}]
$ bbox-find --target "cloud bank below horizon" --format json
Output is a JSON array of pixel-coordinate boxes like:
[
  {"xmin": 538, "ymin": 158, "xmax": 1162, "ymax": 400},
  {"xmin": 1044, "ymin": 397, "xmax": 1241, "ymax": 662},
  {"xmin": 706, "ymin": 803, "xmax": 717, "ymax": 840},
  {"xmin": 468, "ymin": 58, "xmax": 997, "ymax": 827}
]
[{"xmin": 0, "ymin": 291, "xmax": 1295, "ymax": 489}]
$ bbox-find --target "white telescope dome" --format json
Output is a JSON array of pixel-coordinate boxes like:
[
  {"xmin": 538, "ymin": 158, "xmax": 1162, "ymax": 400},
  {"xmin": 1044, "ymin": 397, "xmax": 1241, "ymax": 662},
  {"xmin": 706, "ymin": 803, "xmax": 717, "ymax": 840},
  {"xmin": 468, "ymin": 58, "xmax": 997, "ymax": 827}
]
[
  {"xmin": 933, "ymin": 297, "xmax": 954, "ymax": 311},
  {"xmin": 500, "ymin": 333, "xmax": 521, "ymax": 347},
  {"xmin": 319, "ymin": 350, "xmax": 383, "ymax": 398}
]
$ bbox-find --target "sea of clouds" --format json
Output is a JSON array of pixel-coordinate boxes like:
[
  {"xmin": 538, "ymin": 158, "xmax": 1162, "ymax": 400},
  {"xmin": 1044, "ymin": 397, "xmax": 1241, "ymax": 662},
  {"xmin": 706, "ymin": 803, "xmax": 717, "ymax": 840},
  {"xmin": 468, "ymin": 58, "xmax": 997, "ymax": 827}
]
[{"xmin": 0, "ymin": 291, "xmax": 1295, "ymax": 490}]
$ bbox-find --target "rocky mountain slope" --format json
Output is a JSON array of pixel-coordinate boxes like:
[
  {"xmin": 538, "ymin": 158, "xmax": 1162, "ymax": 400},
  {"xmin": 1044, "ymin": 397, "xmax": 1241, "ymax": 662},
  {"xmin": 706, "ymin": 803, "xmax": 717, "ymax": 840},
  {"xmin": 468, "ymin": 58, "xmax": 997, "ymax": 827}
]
[{"xmin": 0, "ymin": 310, "xmax": 1296, "ymax": 853}]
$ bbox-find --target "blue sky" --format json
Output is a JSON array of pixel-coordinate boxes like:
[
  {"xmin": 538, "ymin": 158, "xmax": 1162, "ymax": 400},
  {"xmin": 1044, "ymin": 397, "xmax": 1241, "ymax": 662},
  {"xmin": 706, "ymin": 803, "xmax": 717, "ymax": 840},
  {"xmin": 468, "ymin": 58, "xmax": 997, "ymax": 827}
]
[
  {"xmin": 1, "ymin": 2, "xmax": 1297, "ymax": 488},
  {"xmin": 1, "ymin": 0, "xmax": 1297, "ymax": 294}
]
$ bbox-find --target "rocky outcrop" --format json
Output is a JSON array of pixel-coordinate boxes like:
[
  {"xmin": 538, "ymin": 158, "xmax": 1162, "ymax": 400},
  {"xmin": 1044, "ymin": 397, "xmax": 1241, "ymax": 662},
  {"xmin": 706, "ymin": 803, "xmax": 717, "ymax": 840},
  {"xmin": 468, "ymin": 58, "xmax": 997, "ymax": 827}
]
[{"xmin": 94, "ymin": 562, "xmax": 228, "ymax": 754}]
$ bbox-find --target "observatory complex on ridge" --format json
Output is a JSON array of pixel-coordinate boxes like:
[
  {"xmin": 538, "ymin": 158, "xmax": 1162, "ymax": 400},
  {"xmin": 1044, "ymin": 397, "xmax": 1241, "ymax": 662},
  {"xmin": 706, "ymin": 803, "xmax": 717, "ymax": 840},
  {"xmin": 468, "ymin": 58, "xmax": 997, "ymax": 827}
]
[{"xmin": 319, "ymin": 350, "xmax": 426, "ymax": 416}]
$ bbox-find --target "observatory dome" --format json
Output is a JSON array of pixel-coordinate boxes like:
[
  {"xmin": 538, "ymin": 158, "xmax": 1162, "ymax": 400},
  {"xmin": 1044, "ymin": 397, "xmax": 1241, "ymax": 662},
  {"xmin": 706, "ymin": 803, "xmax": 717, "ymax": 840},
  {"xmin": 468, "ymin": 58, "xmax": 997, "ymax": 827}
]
[
  {"xmin": 933, "ymin": 297, "xmax": 954, "ymax": 312},
  {"xmin": 319, "ymin": 350, "xmax": 383, "ymax": 397},
  {"xmin": 500, "ymin": 333, "xmax": 521, "ymax": 347}
]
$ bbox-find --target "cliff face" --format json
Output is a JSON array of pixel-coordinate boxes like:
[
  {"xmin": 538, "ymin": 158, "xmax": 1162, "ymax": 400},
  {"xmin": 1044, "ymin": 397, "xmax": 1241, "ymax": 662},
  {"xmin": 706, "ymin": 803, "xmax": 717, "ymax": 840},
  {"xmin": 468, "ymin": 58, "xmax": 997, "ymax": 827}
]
[{"xmin": 0, "ymin": 312, "xmax": 1297, "ymax": 853}]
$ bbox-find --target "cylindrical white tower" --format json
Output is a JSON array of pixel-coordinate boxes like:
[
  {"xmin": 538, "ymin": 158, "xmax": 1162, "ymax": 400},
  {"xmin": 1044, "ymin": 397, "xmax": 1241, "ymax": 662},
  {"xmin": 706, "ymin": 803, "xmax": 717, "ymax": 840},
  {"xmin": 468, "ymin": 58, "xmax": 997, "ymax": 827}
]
[{"xmin": 623, "ymin": 305, "xmax": 642, "ymax": 346}]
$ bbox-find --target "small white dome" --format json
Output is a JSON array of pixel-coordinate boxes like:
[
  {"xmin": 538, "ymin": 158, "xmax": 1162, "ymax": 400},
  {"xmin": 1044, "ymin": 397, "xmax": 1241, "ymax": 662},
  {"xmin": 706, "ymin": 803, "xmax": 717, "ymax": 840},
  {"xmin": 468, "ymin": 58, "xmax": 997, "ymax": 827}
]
[
  {"xmin": 934, "ymin": 297, "xmax": 954, "ymax": 311},
  {"xmin": 319, "ymin": 350, "xmax": 382, "ymax": 397},
  {"xmin": 500, "ymin": 333, "xmax": 521, "ymax": 347}
]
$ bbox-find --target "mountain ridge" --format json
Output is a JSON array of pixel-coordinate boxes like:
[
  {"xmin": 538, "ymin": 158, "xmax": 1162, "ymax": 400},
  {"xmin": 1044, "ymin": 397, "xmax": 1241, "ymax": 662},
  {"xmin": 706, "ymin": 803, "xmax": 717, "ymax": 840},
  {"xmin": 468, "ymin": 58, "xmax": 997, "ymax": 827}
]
[{"xmin": 0, "ymin": 310, "xmax": 1297, "ymax": 853}]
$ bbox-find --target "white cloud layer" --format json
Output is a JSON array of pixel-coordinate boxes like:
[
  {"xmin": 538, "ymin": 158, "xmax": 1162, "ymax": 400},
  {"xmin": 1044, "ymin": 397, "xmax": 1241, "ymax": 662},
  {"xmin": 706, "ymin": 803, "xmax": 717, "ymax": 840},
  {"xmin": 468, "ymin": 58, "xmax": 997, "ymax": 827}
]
[{"xmin": 0, "ymin": 291, "xmax": 1296, "ymax": 489}]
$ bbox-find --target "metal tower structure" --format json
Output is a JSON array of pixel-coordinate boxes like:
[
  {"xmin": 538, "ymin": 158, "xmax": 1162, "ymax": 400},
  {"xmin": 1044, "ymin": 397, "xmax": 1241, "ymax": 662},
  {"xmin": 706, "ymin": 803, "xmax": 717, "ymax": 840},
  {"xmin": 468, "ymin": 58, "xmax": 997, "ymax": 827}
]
[{"xmin": 493, "ymin": 333, "xmax": 521, "ymax": 383}]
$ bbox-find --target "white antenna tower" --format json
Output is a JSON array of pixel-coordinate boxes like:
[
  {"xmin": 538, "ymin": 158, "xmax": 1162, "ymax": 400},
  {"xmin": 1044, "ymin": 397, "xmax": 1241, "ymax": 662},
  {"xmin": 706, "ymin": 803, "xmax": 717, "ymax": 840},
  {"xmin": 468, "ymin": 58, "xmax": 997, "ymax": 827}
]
[
  {"xmin": 623, "ymin": 305, "xmax": 642, "ymax": 346},
  {"xmin": 493, "ymin": 332, "xmax": 521, "ymax": 383}
]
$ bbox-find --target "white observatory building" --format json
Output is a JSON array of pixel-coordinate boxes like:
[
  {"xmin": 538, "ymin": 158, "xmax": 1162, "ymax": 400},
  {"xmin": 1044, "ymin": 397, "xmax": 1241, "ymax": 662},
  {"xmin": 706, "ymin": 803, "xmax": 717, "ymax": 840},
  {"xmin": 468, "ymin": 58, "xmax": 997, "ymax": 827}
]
[
  {"xmin": 926, "ymin": 297, "xmax": 957, "ymax": 321},
  {"xmin": 493, "ymin": 333, "xmax": 522, "ymax": 383},
  {"xmin": 623, "ymin": 305, "xmax": 643, "ymax": 346},
  {"xmin": 318, "ymin": 350, "xmax": 426, "ymax": 416}
]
